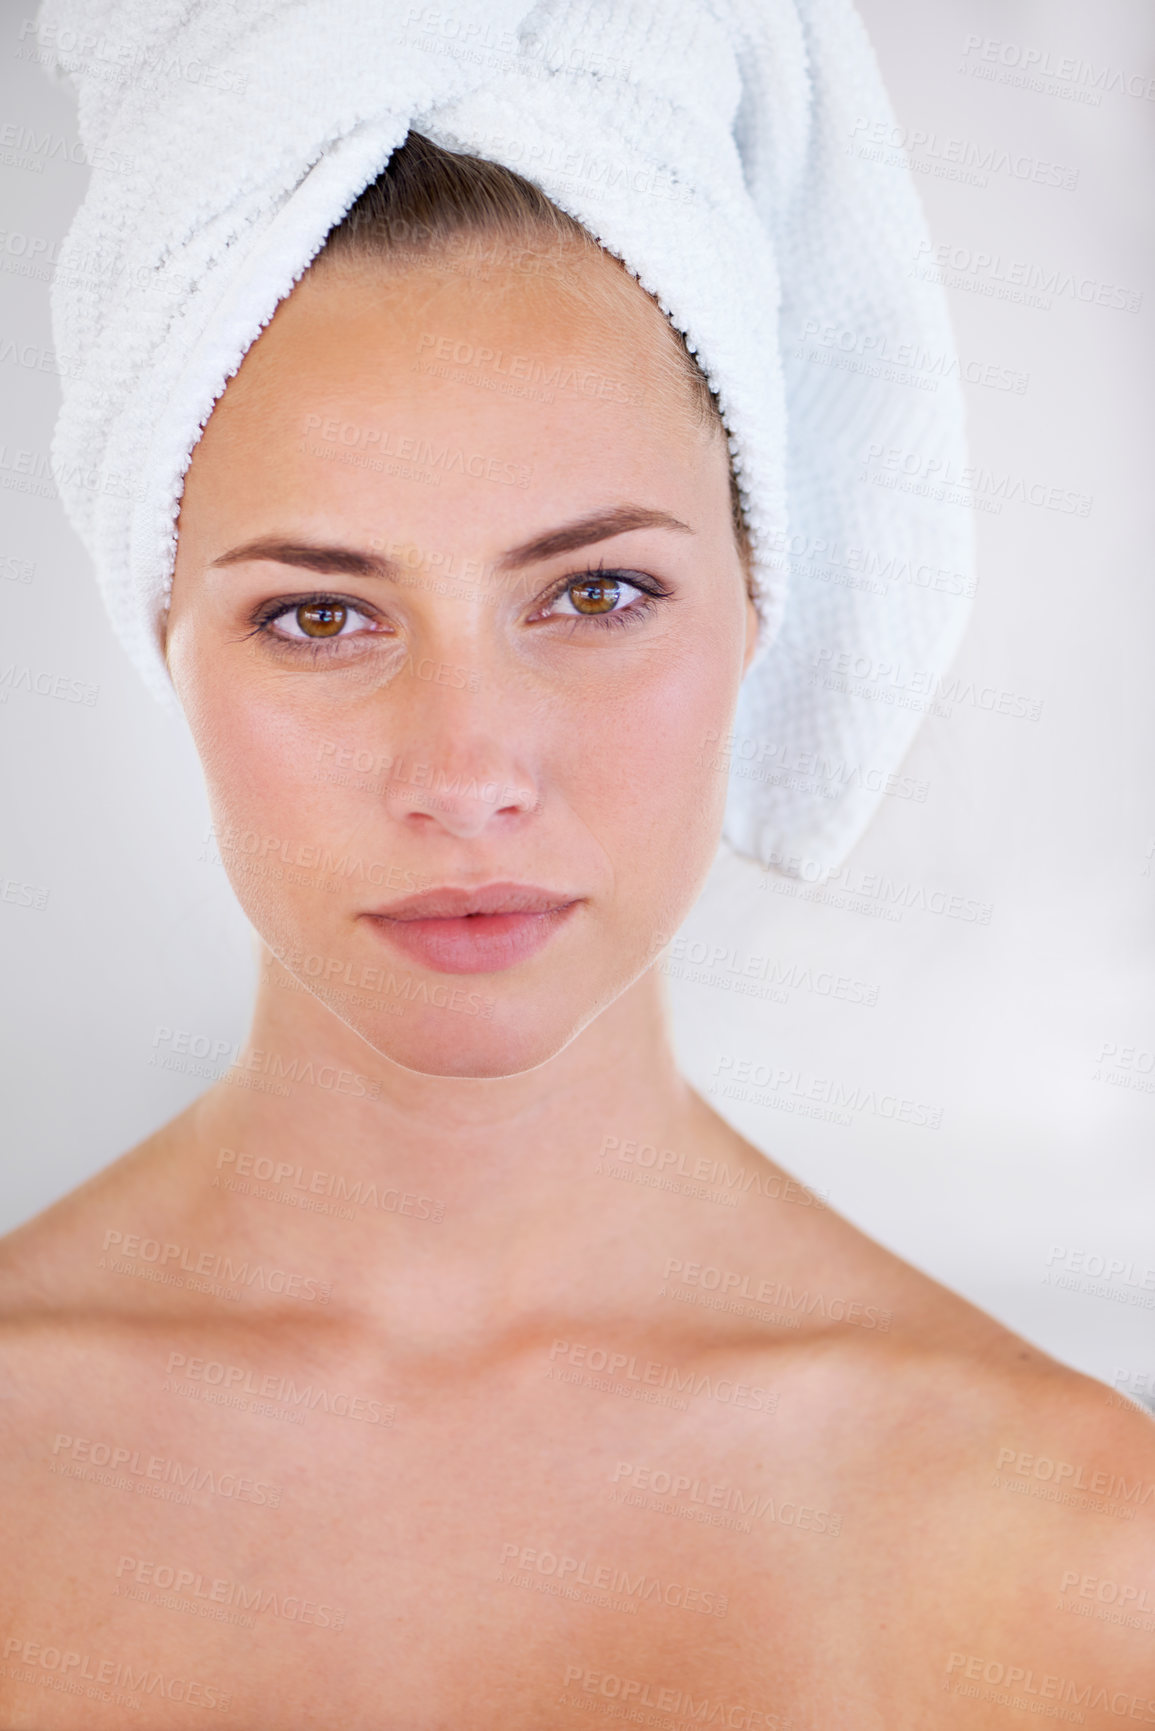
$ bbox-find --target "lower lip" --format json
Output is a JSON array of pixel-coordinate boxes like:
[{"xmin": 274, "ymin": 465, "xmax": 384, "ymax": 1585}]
[{"xmin": 364, "ymin": 904, "xmax": 579, "ymax": 974}]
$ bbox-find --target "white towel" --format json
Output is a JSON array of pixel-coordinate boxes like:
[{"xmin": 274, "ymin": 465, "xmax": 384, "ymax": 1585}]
[{"xmin": 37, "ymin": 0, "xmax": 972, "ymax": 872}]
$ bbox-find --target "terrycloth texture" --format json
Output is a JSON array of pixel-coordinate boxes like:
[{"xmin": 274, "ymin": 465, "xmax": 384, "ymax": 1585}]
[{"xmin": 38, "ymin": 0, "xmax": 973, "ymax": 872}]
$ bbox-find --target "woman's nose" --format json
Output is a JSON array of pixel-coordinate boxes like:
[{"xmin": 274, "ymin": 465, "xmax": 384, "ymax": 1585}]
[{"xmin": 378, "ymin": 667, "xmax": 540, "ymax": 839}]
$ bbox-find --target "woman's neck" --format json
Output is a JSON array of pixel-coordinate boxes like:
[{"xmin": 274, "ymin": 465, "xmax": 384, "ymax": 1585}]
[{"xmin": 169, "ymin": 949, "xmax": 726, "ymax": 1346}]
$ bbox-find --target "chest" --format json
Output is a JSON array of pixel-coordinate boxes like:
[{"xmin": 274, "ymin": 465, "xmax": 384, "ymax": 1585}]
[{"xmin": 0, "ymin": 1343, "xmax": 928, "ymax": 1727}]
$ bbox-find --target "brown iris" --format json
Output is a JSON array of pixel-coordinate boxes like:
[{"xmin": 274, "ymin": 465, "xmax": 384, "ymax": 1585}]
[
  {"xmin": 569, "ymin": 576, "xmax": 620, "ymax": 614},
  {"xmin": 296, "ymin": 601, "xmax": 347, "ymax": 637}
]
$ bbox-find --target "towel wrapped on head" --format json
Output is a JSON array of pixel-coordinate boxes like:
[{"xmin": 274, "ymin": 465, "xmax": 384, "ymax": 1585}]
[{"xmin": 37, "ymin": 0, "xmax": 972, "ymax": 872}]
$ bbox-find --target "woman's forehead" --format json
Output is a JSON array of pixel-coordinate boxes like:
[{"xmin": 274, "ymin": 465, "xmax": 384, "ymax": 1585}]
[
  {"xmin": 187, "ymin": 249, "xmax": 718, "ymax": 508},
  {"xmin": 173, "ymin": 256, "xmax": 733, "ymax": 585}
]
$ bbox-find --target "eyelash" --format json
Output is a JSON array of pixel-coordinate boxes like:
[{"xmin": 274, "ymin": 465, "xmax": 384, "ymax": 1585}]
[
  {"xmin": 532, "ymin": 566, "xmax": 667, "ymax": 632},
  {"xmin": 247, "ymin": 595, "xmax": 383, "ymax": 655},
  {"xmin": 247, "ymin": 567, "xmax": 669, "ymax": 653}
]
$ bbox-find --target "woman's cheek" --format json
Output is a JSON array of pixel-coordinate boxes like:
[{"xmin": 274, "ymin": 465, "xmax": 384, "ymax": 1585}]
[
  {"xmin": 565, "ymin": 627, "xmax": 733, "ymax": 891},
  {"xmin": 197, "ymin": 672, "xmax": 332, "ymax": 820}
]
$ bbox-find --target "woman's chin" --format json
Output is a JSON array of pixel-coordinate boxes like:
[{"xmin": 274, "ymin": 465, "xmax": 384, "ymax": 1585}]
[{"xmin": 340, "ymin": 1001, "xmax": 590, "ymax": 1081}]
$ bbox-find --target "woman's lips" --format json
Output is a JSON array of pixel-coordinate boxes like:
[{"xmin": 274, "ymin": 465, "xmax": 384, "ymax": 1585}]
[{"xmin": 362, "ymin": 885, "xmax": 580, "ymax": 975}]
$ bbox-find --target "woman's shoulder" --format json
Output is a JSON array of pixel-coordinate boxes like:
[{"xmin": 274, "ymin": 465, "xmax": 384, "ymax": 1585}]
[
  {"xmin": 677, "ymin": 1116, "xmax": 1154, "ymax": 1618},
  {"xmin": 707, "ymin": 1138, "xmax": 1154, "ymax": 1505},
  {"xmin": 685, "ymin": 1226, "xmax": 1155, "ymax": 1696},
  {"xmin": 0, "ymin": 1105, "xmax": 214, "ymax": 1337},
  {"xmin": 730, "ymin": 1220, "xmax": 1155, "ymax": 1681},
  {"xmin": 842, "ymin": 1323, "xmax": 1155, "ymax": 1693}
]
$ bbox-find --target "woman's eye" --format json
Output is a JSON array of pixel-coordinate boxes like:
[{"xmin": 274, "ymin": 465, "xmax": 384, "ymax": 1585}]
[
  {"xmin": 265, "ymin": 599, "xmax": 378, "ymax": 641},
  {"xmin": 547, "ymin": 574, "xmax": 644, "ymax": 617}
]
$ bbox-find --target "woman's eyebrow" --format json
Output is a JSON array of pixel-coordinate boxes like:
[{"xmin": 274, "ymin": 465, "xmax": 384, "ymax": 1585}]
[
  {"xmin": 208, "ymin": 506, "xmax": 692, "ymax": 580},
  {"xmin": 494, "ymin": 505, "xmax": 693, "ymax": 570},
  {"xmin": 208, "ymin": 539, "xmax": 395, "ymax": 578}
]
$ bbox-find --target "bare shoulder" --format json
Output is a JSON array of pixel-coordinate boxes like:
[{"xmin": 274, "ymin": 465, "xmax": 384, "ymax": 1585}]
[
  {"xmin": 774, "ymin": 1321, "xmax": 1155, "ymax": 1715},
  {"xmin": 882, "ymin": 1330, "xmax": 1155, "ymax": 1712},
  {"xmin": 736, "ymin": 1130, "xmax": 1155, "ymax": 1577},
  {"xmin": 0, "ymin": 1109, "xmax": 216, "ymax": 1443},
  {"xmin": 0, "ymin": 1108, "xmax": 202, "ymax": 1320},
  {"xmin": 679, "ymin": 1113, "xmax": 1155, "ymax": 1696}
]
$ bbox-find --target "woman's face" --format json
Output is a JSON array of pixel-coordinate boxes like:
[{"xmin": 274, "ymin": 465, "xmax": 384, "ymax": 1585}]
[{"xmin": 167, "ymin": 236, "xmax": 758, "ymax": 1077}]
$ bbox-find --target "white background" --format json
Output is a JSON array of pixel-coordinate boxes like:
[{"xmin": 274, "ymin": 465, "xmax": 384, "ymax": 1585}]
[{"xmin": 1, "ymin": 0, "xmax": 1152, "ymax": 1395}]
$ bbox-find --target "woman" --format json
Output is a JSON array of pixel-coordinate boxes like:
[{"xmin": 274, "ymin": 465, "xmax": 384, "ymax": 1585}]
[{"xmin": 3, "ymin": 2, "xmax": 1153, "ymax": 1725}]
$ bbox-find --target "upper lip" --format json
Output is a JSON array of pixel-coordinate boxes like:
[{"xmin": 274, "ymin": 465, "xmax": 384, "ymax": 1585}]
[{"xmin": 365, "ymin": 883, "xmax": 578, "ymax": 921}]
